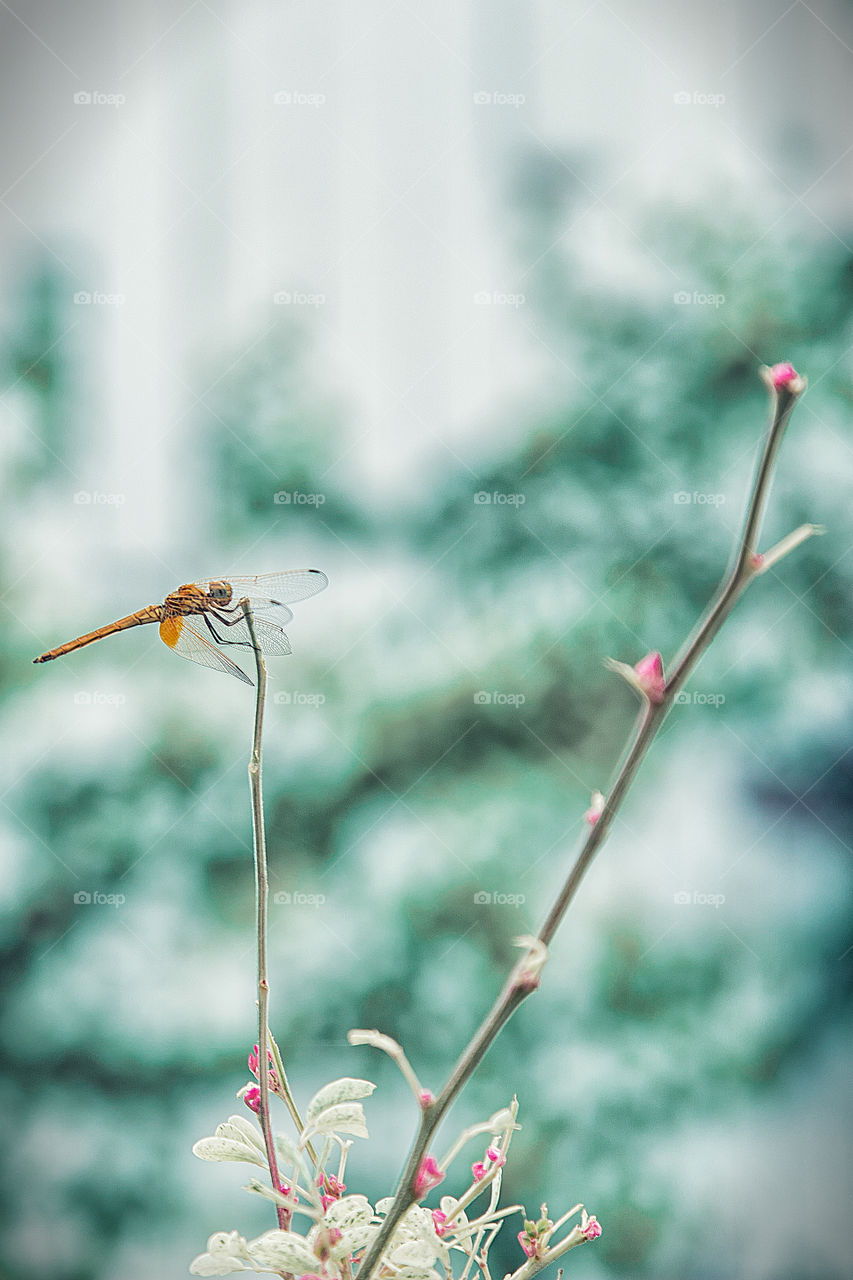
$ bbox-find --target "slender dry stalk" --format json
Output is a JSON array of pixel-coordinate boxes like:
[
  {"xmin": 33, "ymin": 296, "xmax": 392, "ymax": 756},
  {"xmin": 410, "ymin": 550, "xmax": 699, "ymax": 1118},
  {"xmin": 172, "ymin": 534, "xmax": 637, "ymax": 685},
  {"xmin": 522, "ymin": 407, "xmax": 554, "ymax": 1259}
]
[
  {"xmin": 239, "ymin": 598, "xmax": 288, "ymax": 1231},
  {"xmin": 356, "ymin": 367, "xmax": 819, "ymax": 1279}
]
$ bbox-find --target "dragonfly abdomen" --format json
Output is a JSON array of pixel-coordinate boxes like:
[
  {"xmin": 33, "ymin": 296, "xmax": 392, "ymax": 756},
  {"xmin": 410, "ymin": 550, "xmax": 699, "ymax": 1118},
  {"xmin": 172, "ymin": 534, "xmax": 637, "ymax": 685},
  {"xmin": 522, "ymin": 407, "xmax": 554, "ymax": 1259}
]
[{"xmin": 33, "ymin": 605, "xmax": 164, "ymax": 664}]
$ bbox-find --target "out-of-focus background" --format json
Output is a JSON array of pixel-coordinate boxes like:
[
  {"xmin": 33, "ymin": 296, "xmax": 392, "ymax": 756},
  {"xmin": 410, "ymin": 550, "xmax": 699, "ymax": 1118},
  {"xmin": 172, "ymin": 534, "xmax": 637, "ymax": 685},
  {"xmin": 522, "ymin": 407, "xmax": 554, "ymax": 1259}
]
[{"xmin": 1, "ymin": 3, "xmax": 852, "ymax": 1278}]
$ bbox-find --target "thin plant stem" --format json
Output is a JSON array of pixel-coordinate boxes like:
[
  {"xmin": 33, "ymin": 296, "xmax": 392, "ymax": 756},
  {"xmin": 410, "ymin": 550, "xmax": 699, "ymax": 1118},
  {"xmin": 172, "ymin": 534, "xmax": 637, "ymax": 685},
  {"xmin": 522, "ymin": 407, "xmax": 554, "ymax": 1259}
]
[
  {"xmin": 356, "ymin": 374, "xmax": 812, "ymax": 1278},
  {"xmin": 240, "ymin": 599, "xmax": 288, "ymax": 1231}
]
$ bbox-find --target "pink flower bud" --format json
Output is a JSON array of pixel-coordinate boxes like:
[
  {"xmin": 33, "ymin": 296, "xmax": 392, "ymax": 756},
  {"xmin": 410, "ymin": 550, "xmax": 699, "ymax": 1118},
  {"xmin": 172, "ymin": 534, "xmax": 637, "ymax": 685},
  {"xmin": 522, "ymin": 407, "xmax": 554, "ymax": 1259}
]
[
  {"xmin": 248, "ymin": 1044, "xmax": 275, "ymax": 1080},
  {"xmin": 584, "ymin": 791, "xmax": 605, "ymax": 825},
  {"xmin": 517, "ymin": 1230, "xmax": 537, "ymax": 1259},
  {"xmin": 471, "ymin": 1161, "xmax": 487, "ymax": 1182},
  {"xmin": 312, "ymin": 1224, "xmax": 342, "ymax": 1261},
  {"xmin": 486, "ymin": 1146, "xmax": 502, "ymax": 1163},
  {"xmin": 432, "ymin": 1209, "xmax": 448, "ymax": 1237},
  {"xmin": 317, "ymin": 1173, "xmax": 345, "ymax": 1210},
  {"xmin": 582, "ymin": 1215, "xmax": 602, "ymax": 1241},
  {"xmin": 413, "ymin": 1154, "xmax": 445, "ymax": 1198},
  {"xmin": 769, "ymin": 362, "xmax": 798, "ymax": 389},
  {"xmin": 419, "ymin": 1090, "xmax": 435, "ymax": 1108},
  {"xmin": 633, "ymin": 651, "xmax": 666, "ymax": 703}
]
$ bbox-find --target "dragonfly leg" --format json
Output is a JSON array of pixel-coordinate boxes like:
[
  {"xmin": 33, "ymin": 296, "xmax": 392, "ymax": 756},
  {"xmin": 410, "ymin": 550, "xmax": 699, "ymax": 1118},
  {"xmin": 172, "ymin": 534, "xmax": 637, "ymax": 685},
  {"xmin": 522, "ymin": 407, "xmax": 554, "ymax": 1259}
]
[{"xmin": 202, "ymin": 611, "xmax": 251, "ymax": 649}]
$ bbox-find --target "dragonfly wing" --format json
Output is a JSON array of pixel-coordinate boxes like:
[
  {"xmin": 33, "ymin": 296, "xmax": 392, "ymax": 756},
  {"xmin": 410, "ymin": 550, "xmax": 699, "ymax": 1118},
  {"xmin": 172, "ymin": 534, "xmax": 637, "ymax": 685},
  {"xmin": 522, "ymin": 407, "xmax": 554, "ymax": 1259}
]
[
  {"xmin": 159, "ymin": 617, "xmax": 253, "ymax": 685},
  {"xmin": 201, "ymin": 568, "xmax": 328, "ymax": 608},
  {"xmin": 208, "ymin": 612, "xmax": 293, "ymax": 656}
]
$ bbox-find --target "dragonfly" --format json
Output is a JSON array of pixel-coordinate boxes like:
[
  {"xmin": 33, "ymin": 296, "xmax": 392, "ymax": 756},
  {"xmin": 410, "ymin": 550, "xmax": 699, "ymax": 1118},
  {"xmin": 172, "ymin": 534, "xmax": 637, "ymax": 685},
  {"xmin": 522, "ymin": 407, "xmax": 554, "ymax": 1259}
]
[{"xmin": 33, "ymin": 569, "xmax": 328, "ymax": 685}]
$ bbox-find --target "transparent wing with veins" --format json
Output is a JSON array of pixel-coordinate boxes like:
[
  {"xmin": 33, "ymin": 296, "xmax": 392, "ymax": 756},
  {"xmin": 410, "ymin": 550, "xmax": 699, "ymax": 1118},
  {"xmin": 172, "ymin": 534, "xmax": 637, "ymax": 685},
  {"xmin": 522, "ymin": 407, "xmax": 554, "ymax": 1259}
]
[
  {"xmin": 196, "ymin": 569, "xmax": 327, "ymax": 656},
  {"xmin": 159, "ymin": 616, "xmax": 255, "ymax": 684}
]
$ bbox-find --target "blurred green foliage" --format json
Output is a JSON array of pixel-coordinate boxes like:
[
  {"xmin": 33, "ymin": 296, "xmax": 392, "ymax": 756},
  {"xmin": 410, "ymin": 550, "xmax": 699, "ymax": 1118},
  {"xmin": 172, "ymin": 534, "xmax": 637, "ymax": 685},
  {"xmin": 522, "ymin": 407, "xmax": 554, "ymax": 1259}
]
[{"xmin": 2, "ymin": 192, "xmax": 852, "ymax": 1280}]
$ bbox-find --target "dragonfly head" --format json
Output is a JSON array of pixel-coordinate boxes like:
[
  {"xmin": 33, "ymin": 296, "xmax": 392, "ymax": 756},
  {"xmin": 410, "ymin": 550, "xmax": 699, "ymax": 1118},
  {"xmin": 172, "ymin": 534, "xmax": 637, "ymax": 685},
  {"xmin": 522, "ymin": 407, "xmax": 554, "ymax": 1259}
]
[{"xmin": 207, "ymin": 580, "xmax": 233, "ymax": 605}]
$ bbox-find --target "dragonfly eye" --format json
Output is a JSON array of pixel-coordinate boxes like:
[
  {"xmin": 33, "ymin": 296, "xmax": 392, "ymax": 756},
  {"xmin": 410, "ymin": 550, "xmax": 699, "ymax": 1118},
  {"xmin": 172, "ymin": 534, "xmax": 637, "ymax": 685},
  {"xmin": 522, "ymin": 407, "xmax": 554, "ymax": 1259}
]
[{"xmin": 210, "ymin": 582, "xmax": 231, "ymax": 602}]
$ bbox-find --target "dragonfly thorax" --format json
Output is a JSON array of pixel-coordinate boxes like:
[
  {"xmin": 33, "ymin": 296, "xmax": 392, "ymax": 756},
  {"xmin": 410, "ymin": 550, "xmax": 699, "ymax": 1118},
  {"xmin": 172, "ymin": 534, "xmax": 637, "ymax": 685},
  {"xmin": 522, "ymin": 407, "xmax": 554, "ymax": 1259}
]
[{"xmin": 206, "ymin": 581, "xmax": 233, "ymax": 604}]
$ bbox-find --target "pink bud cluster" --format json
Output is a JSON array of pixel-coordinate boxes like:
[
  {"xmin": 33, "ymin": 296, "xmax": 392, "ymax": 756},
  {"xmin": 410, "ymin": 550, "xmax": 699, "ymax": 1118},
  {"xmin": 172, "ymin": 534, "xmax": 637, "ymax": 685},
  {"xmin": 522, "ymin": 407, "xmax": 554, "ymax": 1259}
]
[
  {"xmin": 471, "ymin": 1144, "xmax": 506, "ymax": 1182},
  {"xmin": 413, "ymin": 1155, "xmax": 445, "ymax": 1199},
  {"xmin": 318, "ymin": 1172, "xmax": 346, "ymax": 1213},
  {"xmin": 242, "ymin": 1043, "xmax": 282, "ymax": 1114}
]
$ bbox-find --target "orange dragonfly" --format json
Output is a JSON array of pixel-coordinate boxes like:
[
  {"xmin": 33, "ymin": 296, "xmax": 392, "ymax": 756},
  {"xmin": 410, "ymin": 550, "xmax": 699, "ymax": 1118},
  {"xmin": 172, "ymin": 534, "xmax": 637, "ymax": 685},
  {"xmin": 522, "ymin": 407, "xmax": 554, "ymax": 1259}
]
[{"xmin": 33, "ymin": 569, "xmax": 328, "ymax": 686}]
